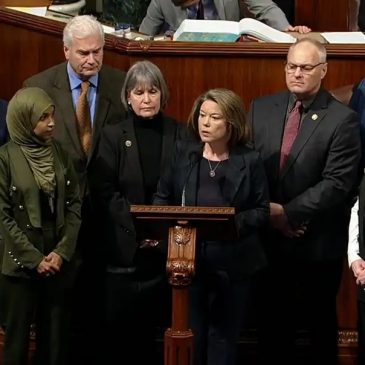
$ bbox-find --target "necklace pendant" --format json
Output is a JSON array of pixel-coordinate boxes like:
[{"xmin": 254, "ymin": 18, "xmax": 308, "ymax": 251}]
[{"xmin": 209, "ymin": 170, "xmax": 216, "ymax": 178}]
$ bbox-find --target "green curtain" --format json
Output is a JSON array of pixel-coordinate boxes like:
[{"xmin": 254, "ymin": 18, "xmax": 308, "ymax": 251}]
[{"xmin": 102, "ymin": 0, "xmax": 150, "ymax": 29}]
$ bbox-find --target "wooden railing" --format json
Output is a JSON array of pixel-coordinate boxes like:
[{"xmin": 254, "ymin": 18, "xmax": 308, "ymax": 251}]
[{"xmin": 0, "ymin": 7, "xmax": 364, "ymax": 365}]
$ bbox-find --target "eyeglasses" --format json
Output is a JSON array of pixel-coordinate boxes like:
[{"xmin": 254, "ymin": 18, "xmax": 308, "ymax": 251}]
[{"xmin": 285, "ymin": 62, "xmax": 325, "ymax": 74}]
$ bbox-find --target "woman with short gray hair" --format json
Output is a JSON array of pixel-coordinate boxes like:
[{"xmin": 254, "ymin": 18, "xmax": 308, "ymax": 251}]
[{"xmin": 91, "ymin": 60, "xmax": 185, "ymax": 364}]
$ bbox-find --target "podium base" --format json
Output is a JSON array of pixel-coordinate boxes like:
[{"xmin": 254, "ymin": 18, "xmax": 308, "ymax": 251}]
[{"xmin": 164, "ymin": 328, "xmax": 194, "ymax": 365}]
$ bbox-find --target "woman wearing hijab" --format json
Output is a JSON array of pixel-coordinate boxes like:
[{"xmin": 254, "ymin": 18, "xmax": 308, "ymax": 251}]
[{"xmin": 0, "ymin": 87, "xmax": 81, "ymax": 365}]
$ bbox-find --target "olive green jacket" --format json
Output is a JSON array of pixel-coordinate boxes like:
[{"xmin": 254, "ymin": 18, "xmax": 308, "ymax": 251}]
[{"xmin": 0, "ymin": 141, "xmax": 81, "ymax": 278}]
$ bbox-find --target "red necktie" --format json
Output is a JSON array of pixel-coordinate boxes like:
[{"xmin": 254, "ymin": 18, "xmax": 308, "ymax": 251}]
[
  {"xmin": 280, "ymin": 100, "xmax": 302, "ymax": 169},
  {"xmin": 75, "ymin": 81, "xmax": 92, "ymax": 154}
]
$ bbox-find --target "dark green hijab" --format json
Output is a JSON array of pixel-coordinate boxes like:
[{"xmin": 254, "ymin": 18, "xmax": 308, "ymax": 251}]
[{"xmin": 6, "ymin": 87, "xmax": 56, "ymax": 199}]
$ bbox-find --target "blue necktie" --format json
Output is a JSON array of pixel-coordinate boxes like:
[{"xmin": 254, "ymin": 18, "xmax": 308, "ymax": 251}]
[{"xmin": 186, "ymin": 0, "xmax": 218, "ymax": 20}]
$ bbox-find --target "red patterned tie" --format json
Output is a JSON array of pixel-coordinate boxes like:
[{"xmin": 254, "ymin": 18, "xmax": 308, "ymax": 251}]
[
  {"xmin": 76, "ymin": 81, "xmax": 92, "ymax": 154},
  {"xmin": 280, "ymin": 100, "xmax": 302, "ymax": 169}
]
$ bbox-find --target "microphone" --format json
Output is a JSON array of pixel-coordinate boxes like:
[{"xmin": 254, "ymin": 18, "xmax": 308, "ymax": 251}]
[{"xmin": 181, "ymin": 150, "xmax": 199, "ymax": 207}]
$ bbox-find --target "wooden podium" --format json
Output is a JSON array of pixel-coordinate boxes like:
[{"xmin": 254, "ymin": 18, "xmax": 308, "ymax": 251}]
[{"xmin": 130, "ymin": 205, "xmax": 236, "ymax": 365}]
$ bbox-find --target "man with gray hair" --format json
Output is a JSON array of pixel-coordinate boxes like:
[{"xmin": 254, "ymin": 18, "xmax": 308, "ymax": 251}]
[
  {"xmin": 23, "ymin": 15, "xmax": 126, "ymax": 365},
  {"xmin": 250, "ymin": 38, "xmax": 361, "ymax": 364}
]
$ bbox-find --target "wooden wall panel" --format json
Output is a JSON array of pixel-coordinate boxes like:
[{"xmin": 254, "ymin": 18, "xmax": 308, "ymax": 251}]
[
  {"xmin": 295, "ymin": 0, "xmax": 357, "ymax": 31},
  {"xmin": 1, "ymin": 9, "xmax": 365, "ymax": 363}
]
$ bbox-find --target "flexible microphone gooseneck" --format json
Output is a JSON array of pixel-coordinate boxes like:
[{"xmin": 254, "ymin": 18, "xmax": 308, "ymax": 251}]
[{"xmin": 181, "ymin": 150, "xmax": 200, "ymax": 207}]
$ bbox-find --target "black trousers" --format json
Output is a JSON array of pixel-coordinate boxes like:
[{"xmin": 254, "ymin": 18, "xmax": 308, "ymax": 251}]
[
  {"xmin": 104, "ymin": 269, "xmax": 169, "ymax": 365},
  {"xmin": 69, "ymin": 198, "xmax": 105, "ymax": 365},
  {"xmin": 257, "ymin": 258, "xmax": 343, "ymax": 365},
  {"xmin": 190, "ymin": 240, "xmax": 255, "ymax": 365},
  {"xmin": 358, "ymin": 300, "xmax": 365, "ymax": 365},
  {"xmin": 0, "ymin": 236, "xmax": 4, "ymax": 327}
]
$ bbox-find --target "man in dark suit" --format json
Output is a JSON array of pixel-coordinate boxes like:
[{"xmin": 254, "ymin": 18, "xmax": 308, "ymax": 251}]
[
  {"xmin": 250, "ymin": 38, "xmax": 361, "ymax": 365},
  {"xmin": 23, "ymin": 15, "xmax": 126, "ymax": 365}
]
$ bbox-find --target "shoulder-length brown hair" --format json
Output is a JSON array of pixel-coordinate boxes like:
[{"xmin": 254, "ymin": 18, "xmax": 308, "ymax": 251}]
[{"xmin": 187, "ymin": 88, "xmax": 250, "ymax": 147}]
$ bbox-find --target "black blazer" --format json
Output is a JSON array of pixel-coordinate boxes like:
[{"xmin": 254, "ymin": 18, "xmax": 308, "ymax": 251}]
[
  {"xmin": 153, "ymin": 140, "xmax": 270, "ymax": 277},
  {"xmin": 250, "ymin": 89, "xmax": 361, "ymax": 261},
  {"xmin": 90, "ymin": 113, "xmax": 183, "ymax": 267}
]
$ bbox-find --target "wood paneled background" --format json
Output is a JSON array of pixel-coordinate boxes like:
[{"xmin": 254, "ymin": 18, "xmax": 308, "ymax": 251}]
[{"xmin": 0, "ymin": 1, "xmax": 364, "ymax": 363}]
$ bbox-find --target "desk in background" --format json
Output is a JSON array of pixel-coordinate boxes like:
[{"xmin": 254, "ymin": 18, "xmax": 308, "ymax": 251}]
[{"xmin": 0, "ymin": 7, "xmax": 363, "ymax": 363}]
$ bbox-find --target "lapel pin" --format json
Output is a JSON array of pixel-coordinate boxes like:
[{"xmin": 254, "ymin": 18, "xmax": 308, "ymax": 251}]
[
  {"xmin": 311, "ymin": 114, "xmax": 318, "ymax": 121},
  {"xmin": 125, "ymin": 140, "xmax": 132, "ymax": 147}
]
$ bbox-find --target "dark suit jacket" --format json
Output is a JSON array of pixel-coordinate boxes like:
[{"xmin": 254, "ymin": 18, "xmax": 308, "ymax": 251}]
[
  {"xmin": 90, "ymin": 113, "xmax": 183, "ymax": 267},
  {"xmin": 23, "ymin": 62, "xmax": 126, "ymax": 197},
  {"xmin": 153, "ymin": 140, "xmax": 269, "ymax": 277},
  {"xmin": 350, "ymin": 78, "xmax": 365, "ymax": 165},
  {"xmin": 250, "ymin": 89, "xmax": 361, "ymax": 261}
]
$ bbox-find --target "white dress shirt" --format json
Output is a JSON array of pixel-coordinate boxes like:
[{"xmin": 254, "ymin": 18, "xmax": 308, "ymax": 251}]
[{"xmin": 348, "ymin": 198, "xmax": 362, "ymax": 267}]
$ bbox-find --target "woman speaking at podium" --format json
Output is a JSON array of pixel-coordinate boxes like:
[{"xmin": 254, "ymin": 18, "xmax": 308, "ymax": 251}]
[{"xmin": 153, "ymin": 88, "xmax": 269, "ymax": 365}]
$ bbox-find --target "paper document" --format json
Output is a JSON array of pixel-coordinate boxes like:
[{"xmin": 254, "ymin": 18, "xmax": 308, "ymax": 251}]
[
  {"xmin": 321, "ymin": 32, "xmax": 365, "ymax": 44},
  {"xmin": 7, "ymin": 6, "xmax": 47, "ymax": 16}
]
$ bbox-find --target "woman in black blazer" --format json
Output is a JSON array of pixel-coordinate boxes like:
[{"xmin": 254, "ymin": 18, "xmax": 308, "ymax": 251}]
[
  {"xmin": 91, "ymin": 60, "xmax": 184, "ymax": 365},
  {"xmin": 154, "ymin": 88, "xmax": 269, "ymax": 365}
]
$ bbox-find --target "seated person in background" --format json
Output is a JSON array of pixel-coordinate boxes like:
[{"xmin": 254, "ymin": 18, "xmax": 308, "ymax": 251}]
[
  {"xmin": 274, "ymin": 0, "xmax": 295, "ymax": 24},
  {"xmin": 139, "ymin": 0, "xmax": 311, "ymax": 36}
]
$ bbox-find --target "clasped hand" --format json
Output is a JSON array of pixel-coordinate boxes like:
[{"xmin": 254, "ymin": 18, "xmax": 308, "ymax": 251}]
[
  {"xmin": 285, "ymin": 25, "xmax": 312, "ymax": 34},
  {"xmin": 139, "ymin": 239, "xmax": 160, "ymax": 249},
  {"xmin": 270, "ymin": 202, "xmax": 306, "ymax": 238},
  {"xmin": 37, "ymin": 252, "xmax": 63, "ymax": 277},
  {"xmin": 351, "ymin": 259, "xmax": 365, "ymax": 286}
]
